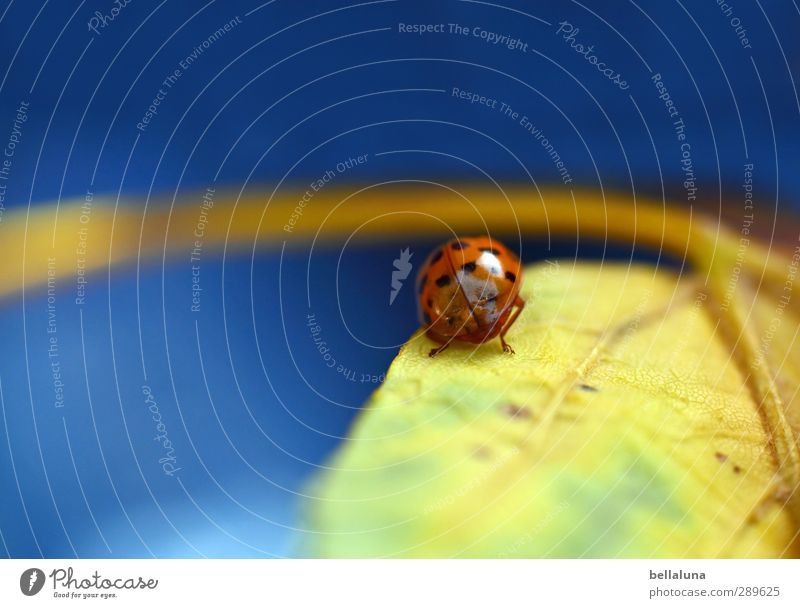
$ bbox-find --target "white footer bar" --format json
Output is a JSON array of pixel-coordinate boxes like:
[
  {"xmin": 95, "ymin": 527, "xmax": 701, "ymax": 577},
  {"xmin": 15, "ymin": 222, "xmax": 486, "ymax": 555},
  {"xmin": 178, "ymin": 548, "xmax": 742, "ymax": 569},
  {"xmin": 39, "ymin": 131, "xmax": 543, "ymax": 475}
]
[{"xmin": 1, "ymin": 559, "xmax": 797, "ymax": 607}]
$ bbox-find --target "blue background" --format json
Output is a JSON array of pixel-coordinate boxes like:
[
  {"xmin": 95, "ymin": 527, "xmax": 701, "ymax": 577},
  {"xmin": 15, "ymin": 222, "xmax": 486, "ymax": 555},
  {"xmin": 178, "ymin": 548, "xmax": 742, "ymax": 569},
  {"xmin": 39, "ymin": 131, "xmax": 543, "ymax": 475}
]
[{"xmin": 0, "ymin": 0, "xmax": 798, "ymax": 557}]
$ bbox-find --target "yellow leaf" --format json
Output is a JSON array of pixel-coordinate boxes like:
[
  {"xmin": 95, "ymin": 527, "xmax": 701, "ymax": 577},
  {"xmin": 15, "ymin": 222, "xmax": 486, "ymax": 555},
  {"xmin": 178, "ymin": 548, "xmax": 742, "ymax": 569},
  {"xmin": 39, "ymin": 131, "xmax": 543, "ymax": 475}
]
[
  {"xmin": 3, "ymin": 187, "xmax": 797, "ymax": 556},
  {"xmin": 304, "ymin": 260, "xmax": 800, "ymax": 557}
]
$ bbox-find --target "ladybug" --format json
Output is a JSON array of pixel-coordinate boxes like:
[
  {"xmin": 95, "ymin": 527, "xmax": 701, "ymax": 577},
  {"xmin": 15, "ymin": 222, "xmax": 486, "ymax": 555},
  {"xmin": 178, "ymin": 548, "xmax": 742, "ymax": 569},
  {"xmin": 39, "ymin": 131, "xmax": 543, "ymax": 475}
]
[{"xmin": 416, "ymin": 236, "xmax": 525, "ymax": 357}]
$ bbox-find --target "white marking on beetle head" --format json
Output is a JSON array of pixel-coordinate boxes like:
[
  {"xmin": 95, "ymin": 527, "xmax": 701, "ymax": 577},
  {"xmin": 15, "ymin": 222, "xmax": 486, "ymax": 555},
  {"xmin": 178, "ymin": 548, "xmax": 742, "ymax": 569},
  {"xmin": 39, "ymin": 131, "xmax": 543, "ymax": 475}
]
[{"xmin": 477, "ymin": 251, "xmax": 503, "ymax": 276}]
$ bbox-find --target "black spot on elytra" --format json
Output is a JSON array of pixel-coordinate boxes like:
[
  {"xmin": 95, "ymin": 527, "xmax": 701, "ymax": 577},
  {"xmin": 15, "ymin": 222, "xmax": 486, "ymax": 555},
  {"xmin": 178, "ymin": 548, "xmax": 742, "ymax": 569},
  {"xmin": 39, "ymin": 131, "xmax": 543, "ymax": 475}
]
[
  {"xmin": 505, "ymin": 271, "xmax": 516, "ymax": 283},
  {"xmin": 479, "ymin": 247, "xmax": 501, "ymax": 255},
  {"xmin": 578, "ymin": 383, "xmax": 598, "ymax": 392},
  {"xmin": 733, "ymin": 465, "xmax": 742, "ymax": 474},
  {"xmin": 451, "ymin": 241, "xmax": 469, "ymax": 250},
  {"xmin": 430, "ymin": 249, "xmax": 443, "ymax": 263},
  {"xmin": 461, "ymin": 261, "xmax": 477, "ymax": 273},
  {"xmin": 714, "ymin": 451, "xmax": 728, "ymax": 463},
  {"xmin": 435, "ymin": 274, "xmax": 451, "ymax": 287},
  {"xmin": 418, "ymin": 274, "xmax": 427, "ymax": 294},
  {"xmin": 426, "ymin": 298, "xmax": 433, "ymax": 308}
]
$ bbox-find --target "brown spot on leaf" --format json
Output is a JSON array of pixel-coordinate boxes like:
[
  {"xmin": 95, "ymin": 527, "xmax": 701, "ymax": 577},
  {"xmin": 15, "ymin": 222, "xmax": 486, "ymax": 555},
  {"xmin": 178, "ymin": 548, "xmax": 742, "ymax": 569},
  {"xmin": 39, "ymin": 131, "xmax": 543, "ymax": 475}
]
[
  {"xmin": 473, "ymin": 445, "xmax": 492, "ymax": 460},
  {"xmin": 501, "ymin": 404, "xmax": 531, "ymax": 420},
  {"xmin": 773, "ymin": 484, "xmax": 791, "ymax": 503}
]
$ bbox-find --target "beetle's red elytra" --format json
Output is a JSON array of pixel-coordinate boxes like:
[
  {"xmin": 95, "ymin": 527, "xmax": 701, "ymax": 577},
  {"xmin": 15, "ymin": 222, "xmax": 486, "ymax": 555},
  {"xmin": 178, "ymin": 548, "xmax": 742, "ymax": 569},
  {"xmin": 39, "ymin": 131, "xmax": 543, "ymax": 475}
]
[{"xmin": 416, "ymin": 236, "xmax": 525, "ymax": 357}]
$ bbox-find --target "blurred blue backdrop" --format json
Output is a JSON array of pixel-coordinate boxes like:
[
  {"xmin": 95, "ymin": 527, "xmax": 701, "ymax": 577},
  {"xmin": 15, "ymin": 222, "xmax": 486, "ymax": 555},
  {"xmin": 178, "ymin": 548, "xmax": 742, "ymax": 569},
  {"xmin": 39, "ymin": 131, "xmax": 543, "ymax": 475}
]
[{"xmin": 0, "ymin": 0, "xmax": 798, "ymax": 557}]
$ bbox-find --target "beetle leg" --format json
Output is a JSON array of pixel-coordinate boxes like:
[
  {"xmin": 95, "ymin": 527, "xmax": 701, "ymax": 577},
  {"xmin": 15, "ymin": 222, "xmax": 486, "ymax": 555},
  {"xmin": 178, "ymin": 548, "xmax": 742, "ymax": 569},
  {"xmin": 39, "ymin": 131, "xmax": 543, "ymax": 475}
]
[
  {"xmin": 428, "ymin": 342, "xmax": 452, "ymax": 357},
  {"xmin": 425, "ymin": 328, "xmax": 453, "ymax": 357},
  {"xmin": 499, "ymin": 296, "xmax": 526, "ymax": 354}
]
